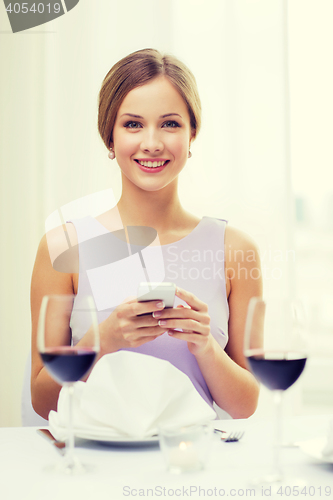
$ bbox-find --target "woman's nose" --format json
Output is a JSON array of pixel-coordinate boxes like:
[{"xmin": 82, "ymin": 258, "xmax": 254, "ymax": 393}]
[{"xmin": 141, "ymin": 130, "xmax": 163, "ymax": 153}]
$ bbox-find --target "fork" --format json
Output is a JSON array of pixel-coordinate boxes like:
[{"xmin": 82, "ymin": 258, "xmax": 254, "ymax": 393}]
[
  {"xmin": 214, "ymin": 429, "xmax": 244, "ymax": 442},
  {"xmin": 37, "ymin": 429, "xmax": 66, "ymax": 455}
]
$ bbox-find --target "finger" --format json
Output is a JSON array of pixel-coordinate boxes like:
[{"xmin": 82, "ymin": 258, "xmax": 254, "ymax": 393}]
[
  {"xmin": 135, "ymin": 314, "xmax": 165, "ymax": 328},
  {"xmin": 153, "ymin": 307, "xmax": 202, "ymax": 322},
  {"xmin": 158, "ymin": 318, "xmax": 208, "ymax": 335},
  {"xmin": 138, "ymin": 300, "xmax": 165, "ymax": 314},
  {"xmin": 131, "ymin": 325, "xmax": 165, "ymax": 337},
  {"xmin": 167, "ymin": 330, "xmax": 203, "ymax": 343},
  {"xmin": 175, "ymin": 287, "xmax": 207, "ymax": 312},
  {"xmin": 128, "ymin": 300, "xmax": 165, "ymax": 317}
]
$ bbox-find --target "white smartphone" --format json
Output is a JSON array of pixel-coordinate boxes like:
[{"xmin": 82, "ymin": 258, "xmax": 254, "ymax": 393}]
[{"xmin": 137, "ymin": 282, "xmax": 176, "ymax": 308}]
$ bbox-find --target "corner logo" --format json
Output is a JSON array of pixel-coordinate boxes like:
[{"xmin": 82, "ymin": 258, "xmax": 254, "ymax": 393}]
[{"xmin": 3, "ymin": 0, "xmax": 80, "ymax": 33}]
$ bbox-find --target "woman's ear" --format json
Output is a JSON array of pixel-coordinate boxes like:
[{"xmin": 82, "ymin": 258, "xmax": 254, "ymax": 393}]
[{"xmin": 190, "ymin": 129, "xmax": 196, "ymax": 143}]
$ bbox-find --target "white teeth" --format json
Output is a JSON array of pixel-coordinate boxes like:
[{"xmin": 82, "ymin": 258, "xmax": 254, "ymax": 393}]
[{"xmin": 137, "ymin": 160, "xmax": 167, "ymax": 168}]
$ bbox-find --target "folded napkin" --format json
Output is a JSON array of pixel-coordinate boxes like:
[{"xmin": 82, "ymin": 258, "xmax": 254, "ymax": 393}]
[
  {"xmin": 322, "ymin": 420, "xmax": 333, "ymax": 457},
  {"xmin": 49, "ymin": 351, "xmax": 216, "ymax": 440}
]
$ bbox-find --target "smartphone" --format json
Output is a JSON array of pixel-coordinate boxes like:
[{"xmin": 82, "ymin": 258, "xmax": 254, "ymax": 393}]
[{"xmin": 137, "ymin": 282, "xmax": 176, "ymax": 308}]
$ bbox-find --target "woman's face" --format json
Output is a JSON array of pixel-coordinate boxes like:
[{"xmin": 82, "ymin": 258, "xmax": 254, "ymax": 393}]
[{"xmin": 112, "ymin": 76, "xmax": 194, "ymax": 192}]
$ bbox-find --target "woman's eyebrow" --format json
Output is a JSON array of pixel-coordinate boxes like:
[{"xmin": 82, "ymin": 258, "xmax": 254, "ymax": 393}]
[
  {"xmin": 120, "ymin": 113, "xmax": 182, "ymax": 119},
  {"xmin": 120, "ymin": 113, "xmax": 143, "ymax": 118},
  {"xmin": 160, "ymin": 113, "xmax": 182, "ymax": 118}
]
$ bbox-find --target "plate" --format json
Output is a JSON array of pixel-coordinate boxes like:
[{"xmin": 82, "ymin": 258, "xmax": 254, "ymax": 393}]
[
  {"xmin": 299, "ymin": 437, "xmax": 333, "ymax": 464},
  {"xmin": 75, "ymin": 429, "xmax": 159, "ymax": 447}
]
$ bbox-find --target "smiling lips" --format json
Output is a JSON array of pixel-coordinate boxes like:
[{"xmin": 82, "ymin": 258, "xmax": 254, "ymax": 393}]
[{"xmin": 134, "ymin": 159, "xmax": 169, "ymax": 172}]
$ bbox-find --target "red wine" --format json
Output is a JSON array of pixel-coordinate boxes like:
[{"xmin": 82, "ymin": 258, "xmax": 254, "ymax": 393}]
[
  {"xmin": 41, "ymin": 346, "xmax": 97, "ymax": 384},
  {"xmin": 247, "ymin": 351, "xmax": 307, "ymax": 391}
]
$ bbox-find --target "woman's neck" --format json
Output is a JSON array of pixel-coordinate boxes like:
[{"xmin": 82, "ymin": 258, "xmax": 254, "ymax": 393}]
[{"xmin": 117, "ymin": 180, "xmax": 187, "ymax": 233}]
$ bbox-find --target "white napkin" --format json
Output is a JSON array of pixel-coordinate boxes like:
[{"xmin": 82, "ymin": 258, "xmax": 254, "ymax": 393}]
[
  {"xmin": 49, "ymin": 351, "xmax": 216, "ymax": 441},
  {"xmin": 322, "ymin": 419, "xmax": 333, "ymax": 457}
]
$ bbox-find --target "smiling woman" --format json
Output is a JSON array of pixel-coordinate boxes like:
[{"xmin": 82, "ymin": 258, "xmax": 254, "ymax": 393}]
[
  {"xmin": 98, "ymin": 49, "xmax": 201, "ymax": 147},
  {"xmin": 111, "ymin": 76, "xmax": 193, "ymax": 193},
  {"xmin": 30, "ymin": 48, "xmax": 262, "ymax": 421}
]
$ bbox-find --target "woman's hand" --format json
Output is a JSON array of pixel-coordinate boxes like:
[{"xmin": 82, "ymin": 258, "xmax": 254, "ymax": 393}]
[
  {"xmin": 152, "ymin": 287, "xmax": 213, "ymax": 357},
  {"xmin": 95, "ymin": 298, "xmax": 167, "ymax": 355}
]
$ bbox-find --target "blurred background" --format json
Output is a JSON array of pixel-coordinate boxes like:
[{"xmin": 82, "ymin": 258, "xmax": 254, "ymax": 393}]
[{"xmin": 0, "ymin": 0, "xmax": 332, "ymax": 426}]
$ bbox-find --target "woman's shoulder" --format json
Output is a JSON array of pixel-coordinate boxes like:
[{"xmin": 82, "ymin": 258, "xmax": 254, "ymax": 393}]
[
  {"xmin": 224, "ymin": 224, "xmax": 261, "ymax": 269},
  {"xmin": 224, "ymin": 225, "xmax": 258, "ymax": 249},
  {"xmin": 203, "ymin": 217, "xmax": 257, "ymax": 250},
  {"xmin": 37, "ymin": 223, "xmax": 79, "ymax": 274}
]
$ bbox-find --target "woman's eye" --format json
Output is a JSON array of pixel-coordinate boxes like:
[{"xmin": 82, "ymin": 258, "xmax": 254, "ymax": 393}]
[
  {"xmin": 124, "ymin": 121, "xmax": 141, "ymax": 129},
  {"xmin": 163, "ymin": 120, "xmax": 180, "ymax": 128}
]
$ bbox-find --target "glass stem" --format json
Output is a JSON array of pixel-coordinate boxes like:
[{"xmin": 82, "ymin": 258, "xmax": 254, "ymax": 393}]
[
  {"xmin": 273, "ymin": 390, "xmax": 283, "ymax": 480},
  {"xmin": 65, "ymin": 383, "xmax": 75, "ymax": 468}
]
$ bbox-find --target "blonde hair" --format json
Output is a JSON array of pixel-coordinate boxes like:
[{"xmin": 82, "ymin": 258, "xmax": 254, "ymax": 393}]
[{"xmin": 98, "ymin": 48, "xmax": 201, "ymax": 148}]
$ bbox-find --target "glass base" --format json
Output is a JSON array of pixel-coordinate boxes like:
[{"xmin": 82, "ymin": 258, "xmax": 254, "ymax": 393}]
[
  {"xmin": 167, "ymin": 462, "xmax": 204, "ymax": 474},
  {"xmin": 44, "ymin": 454, "xmax": 88, "ymax": 475},
  {"xmin": 250, "ymin": 473, "xmax": 307, "ymax": 494},
  {"xmin": 281, "ymin": 441, "xmax": 299, "ymax": 448},
  {"xmin": 251, "ymin": 472, "xmax": 282, "ymax": 486}
]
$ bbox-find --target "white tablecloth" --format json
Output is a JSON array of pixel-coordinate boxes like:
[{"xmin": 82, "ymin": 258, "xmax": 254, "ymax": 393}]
[{"xmin": 1, "ymin": 415, "xmax": 332, "ymax": 500}]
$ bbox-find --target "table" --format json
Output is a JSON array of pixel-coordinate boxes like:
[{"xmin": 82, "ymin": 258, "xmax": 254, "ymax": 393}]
[{"xmin": 1, "ymin": 415, "xmax": 333, "ymax": 500}]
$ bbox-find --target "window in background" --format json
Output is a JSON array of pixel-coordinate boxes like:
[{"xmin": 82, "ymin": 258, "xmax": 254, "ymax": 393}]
[{"xmin": 290, "ymin": 0, "xmax": 333, "ymax": 414}]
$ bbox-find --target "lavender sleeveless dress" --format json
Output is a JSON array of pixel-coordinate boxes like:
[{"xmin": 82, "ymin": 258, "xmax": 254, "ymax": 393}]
[{"xmin": 68, "ymin": 216, "xmax": 229, "ymax": 410}]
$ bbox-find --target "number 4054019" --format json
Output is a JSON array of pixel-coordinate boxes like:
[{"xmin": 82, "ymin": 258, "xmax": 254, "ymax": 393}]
[
  {"xmin": 276, "ymin": 486, "xmax": 331, "ymax": 496},
  {"xmin": 6, "ymin": 3, "xmax": 61, "ymax": 14}
]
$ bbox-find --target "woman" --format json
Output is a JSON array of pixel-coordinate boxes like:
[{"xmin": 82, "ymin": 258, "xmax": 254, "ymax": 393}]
[{"xmin": 31, "ymin": 49, "xmax": 262, "ymax": 420}]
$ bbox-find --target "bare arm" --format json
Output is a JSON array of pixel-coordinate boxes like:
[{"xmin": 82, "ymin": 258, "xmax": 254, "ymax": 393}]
[
  {"xmin": 30, "ymin": 229, "xmax": 75, "ymax": 419},
  {"xmin": 196, "ymin": 226, "xmax": 263, "ymax": 417},
  {"xmin": 30, "ymin": 224, "xmax": 167, "ymax": 419},
  {"xmin": 156, "ymin": 226, "xmax": 262, "ymax": 418}
]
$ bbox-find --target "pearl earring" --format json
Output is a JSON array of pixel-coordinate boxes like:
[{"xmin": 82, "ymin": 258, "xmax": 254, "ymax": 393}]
[
  {"xmin": 188, "ymin": 150, "xmax": 192, "ymax": 158},
  {"xmin": 108, "ymin": 148, "xmax": 115, "ymax": 160}
]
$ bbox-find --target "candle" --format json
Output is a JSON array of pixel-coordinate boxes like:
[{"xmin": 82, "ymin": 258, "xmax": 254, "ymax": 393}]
[
  {"xmin": 168, "ymin": 441, "xmax": 201, "ymax": 472},
  {"xmin": 159, "ymin": 423, "xmax": 212, "ymax": 473}
]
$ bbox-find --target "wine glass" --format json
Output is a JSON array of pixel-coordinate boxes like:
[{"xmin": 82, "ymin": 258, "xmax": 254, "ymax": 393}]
[
  {"xmin": 244, "ymin": 297, "xmax": 308, "ymax": 486},
  {"xmin": 37, "ymin": 294, "xmax": 99, "ymax": 474}
]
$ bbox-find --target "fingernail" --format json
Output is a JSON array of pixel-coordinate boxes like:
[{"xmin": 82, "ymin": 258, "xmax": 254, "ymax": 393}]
[
  {"xmin": 156, "ymin": 301, "xmax": 165, "ymax": 309},
  {"xmin": 158, "ymin": 320, "xmax": 167, "ymax": 326},
  {"xmin": 152, "ymin": 311, "xmax": 162, "ymax": 318}
]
